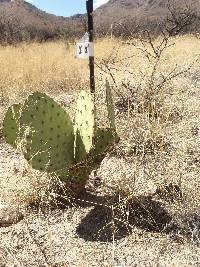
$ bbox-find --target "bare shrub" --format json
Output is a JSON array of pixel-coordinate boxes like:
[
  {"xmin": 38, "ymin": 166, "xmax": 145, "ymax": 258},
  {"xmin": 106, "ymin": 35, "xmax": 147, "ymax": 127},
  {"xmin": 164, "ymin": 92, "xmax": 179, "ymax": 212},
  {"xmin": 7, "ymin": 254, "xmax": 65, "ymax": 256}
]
[{"xmin": 94, "ymin": 11, "xmax": 200, "ymax": 230}]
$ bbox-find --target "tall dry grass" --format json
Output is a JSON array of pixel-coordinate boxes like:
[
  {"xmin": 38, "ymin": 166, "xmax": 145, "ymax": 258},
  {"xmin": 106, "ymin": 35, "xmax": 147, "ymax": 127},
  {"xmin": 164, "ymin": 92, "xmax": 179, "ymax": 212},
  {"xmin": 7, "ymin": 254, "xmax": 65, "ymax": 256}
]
[
  {"xmin": 0, "ymin": 36, "xmax": 198, "ymax": 96},
  {"xmin": 0, "ymin": 36, "xmax": 198, "ymax": 99},
  {"xmin": 0, "ymin": 41, "xmax": 88, "ymax": 104}
]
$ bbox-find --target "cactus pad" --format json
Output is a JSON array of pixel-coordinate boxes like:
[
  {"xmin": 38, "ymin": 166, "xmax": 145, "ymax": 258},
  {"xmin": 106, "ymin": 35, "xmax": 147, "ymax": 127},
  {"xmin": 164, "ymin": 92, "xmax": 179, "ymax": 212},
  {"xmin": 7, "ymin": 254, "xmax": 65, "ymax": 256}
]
[
  {"xmin": 106, "ymin": 80, "xmax": 116, "ymax": 131},
  {"xmin": 91, "ymin": 128, "xmax": 115, "ymax": 164},
  {"xmin": 3, "ymin": 104, "xmax": 21, "ymax": 147},
  {"xmin": 19, "ymin": 92, "xmax": 74, "ymax": 172},
  {"xmin": 55, "ymin": 160, "xmax": 91, "ymax": 194},
  {"xmin": 74, "ymin": 90, "xmax": 95, "ymax": 162}
]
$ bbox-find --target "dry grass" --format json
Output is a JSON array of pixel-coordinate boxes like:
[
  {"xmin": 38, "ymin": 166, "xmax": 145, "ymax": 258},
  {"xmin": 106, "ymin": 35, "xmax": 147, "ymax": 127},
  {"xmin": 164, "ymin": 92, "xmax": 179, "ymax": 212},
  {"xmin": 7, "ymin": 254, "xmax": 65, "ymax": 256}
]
[
  {"xmin": 0, "ymin": 36, "xmax": 198, "ymax": 96},
  {"xmin": 0, "ymin": 41, "xmax": 89, "ymax": 103},
  {"xmin": 0, "ymin": 35, "xmax": 200, "ymax": 266}
]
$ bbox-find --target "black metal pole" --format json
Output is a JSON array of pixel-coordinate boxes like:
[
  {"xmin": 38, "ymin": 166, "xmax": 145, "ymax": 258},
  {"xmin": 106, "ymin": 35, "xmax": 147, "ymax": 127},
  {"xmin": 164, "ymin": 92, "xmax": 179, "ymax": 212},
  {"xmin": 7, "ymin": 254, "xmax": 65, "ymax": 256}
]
[{"xmin": 86, "ymin": 0, "xmax": 95, "ymax": 94}]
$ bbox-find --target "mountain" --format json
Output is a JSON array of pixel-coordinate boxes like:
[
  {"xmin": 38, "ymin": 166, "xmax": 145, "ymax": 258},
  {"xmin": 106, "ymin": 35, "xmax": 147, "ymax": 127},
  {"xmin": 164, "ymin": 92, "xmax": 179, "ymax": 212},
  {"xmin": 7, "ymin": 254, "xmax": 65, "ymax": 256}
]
[
  {"xmin": 94, "ymin": 0, "xmax": 200, "ymax": 36},
  {"xmin": 95, "ymin": 0, "xmax": 199, "ymax": 19},
  {"xmin": 0, "ymin": 0, "xmax": 84, "ymax": 43},
  {"xmin": 0, "ymin": 0, "xmax": 198, "ymax": 44}
]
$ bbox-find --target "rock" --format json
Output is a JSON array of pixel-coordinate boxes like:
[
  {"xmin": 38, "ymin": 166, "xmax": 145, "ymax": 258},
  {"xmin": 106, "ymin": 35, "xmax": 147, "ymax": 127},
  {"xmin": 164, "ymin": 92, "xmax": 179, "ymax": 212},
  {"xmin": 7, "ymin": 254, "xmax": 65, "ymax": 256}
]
[{"xmin": 0, "ymin": 204, "xmax": 23, "ymax": 227}]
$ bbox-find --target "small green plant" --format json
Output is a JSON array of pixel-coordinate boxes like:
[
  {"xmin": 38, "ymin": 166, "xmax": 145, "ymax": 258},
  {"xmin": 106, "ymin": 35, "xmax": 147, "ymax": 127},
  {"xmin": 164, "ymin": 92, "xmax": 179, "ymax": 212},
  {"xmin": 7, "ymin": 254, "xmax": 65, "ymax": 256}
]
[{"xmin": 3, "ymin": 83, "xmax": 118, "ymax": 193}]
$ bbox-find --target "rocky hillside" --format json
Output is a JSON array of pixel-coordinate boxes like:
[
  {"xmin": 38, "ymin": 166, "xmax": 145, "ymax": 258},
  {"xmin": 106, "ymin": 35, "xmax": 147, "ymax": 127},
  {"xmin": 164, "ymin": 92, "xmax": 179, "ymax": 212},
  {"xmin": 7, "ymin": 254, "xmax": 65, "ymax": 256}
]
[
  {"xmin": 0, "ymin": 0, "xmax": 199, "ymax": 43},
  {"xmin": 0, "ymin": 0, "xmax": 84, "ymax": 43},
  {"xmin": 95, "ymin": 0, "xmax": 199, "ymax": 19},
  {"xmin": 94, "ymin": 0, "xmax": 200, "ymax": 36}
]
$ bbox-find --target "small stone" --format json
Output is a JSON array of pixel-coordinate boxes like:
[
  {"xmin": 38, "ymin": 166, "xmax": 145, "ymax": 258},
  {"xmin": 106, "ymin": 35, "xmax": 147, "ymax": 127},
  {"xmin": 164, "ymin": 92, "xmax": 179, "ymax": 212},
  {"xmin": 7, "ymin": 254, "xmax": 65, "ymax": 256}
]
[{"xmin": 0, "ymin": 204, "xmax": 23, "ymax": 227}]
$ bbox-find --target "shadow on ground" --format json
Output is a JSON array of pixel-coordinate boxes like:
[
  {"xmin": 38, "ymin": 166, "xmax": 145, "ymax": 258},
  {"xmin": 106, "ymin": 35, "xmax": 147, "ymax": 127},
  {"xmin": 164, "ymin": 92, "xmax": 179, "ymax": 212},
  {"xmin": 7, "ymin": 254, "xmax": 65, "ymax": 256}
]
[
  {"xmin": 76, "ymin": 195, "xmax": 173, "ymax": 242},
  {"xmin": 28, "ymin": 188, "xmax": 179, "ymax": 244}
]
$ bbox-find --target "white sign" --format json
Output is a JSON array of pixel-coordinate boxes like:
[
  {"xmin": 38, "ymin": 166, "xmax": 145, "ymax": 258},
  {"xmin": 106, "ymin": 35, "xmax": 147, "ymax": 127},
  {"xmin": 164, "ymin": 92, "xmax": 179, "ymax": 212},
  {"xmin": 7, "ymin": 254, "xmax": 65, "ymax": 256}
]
[{"xmin": 76, "ymin": 32, "xmax": 94, "ymax": 59}]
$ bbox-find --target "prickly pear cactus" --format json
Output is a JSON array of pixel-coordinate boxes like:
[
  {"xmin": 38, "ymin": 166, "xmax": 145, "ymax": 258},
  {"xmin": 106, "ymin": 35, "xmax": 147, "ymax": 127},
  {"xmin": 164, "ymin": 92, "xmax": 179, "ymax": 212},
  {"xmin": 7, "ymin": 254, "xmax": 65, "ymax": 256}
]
[
  {"xmin": 106, "ymin": 80, "xmax": 116, "ymax": 132},
  {"xmin": 2, "ymin": 87, "xmax": 118, "ymax": 194},
  {"xmin": 74, "ymin": 90, "xmax": 95, "ymax": 162},
  {"xmin": 91, "ymin": 128, "xmax": 115, "ymax": 165},
  {"xmin": 3, "ymin": 104, "xmax": 21, "ymax": 147},
  {"xmin": 19, "ymin": 92, "xmax": 74, "ymax": 172}
]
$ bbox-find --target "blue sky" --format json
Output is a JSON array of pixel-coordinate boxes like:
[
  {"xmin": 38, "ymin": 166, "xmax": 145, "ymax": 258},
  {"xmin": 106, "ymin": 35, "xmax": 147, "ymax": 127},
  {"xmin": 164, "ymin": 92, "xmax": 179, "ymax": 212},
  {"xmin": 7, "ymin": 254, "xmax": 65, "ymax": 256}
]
[{"xmin": 26, "ymin": 0, "xmax": 109, "ymax": 17}]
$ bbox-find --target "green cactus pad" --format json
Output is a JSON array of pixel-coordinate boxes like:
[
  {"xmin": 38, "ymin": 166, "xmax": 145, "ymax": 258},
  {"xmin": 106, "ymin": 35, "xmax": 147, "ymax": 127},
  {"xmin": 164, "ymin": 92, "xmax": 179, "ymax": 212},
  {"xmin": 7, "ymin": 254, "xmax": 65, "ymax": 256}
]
[
  {"xmin": 69, "ymin": 163, "xmax": 91, "ymax": 182},
  {"xmin": 106, "ymin": 80, "xmax": 116, "ymax": 131},
  {"xmin": 3, "ymin": 104, "xmax": 21, "ymax": 147},
  {"xmin": 91, "ymin": 128, "xmax": 115, "ymax": 164},
  {"xmin": 54, "ymin": 160, "xmax": 91, "ymax": 194},
  {"xmin": 74, "ymin": 90, "xmax": 95, "ymax": 162},
  {"xmin": 19, "ymin": 92, "xmax": 74, "ymax": 172},
  {"xmin": 54, "ymin": 165, "xmax": 87, "ymax": 196},
  {"xmin": 57, "ymin": 161, "xmax": 91, "ymax": 182}
]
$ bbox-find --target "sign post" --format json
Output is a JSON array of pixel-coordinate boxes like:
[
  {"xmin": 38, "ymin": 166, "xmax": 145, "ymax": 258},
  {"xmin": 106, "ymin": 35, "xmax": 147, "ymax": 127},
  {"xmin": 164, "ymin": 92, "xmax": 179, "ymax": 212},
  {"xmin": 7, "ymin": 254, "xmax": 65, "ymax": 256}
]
[
  {"xmin": 86, "ymin": 0, "xmax": 95, "ymax": 94},
  {"xmin": 76, "ymin": 1, "xmax": 95, "ymax": 94}
]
